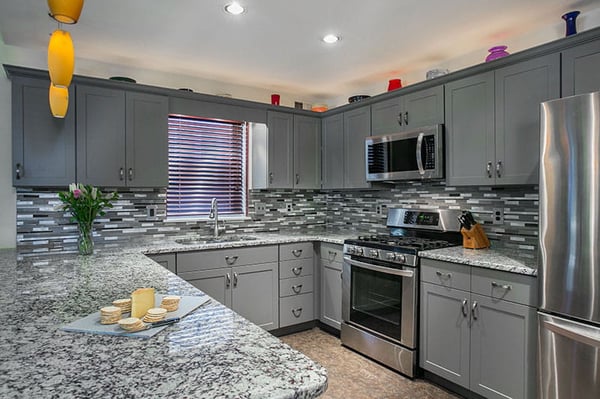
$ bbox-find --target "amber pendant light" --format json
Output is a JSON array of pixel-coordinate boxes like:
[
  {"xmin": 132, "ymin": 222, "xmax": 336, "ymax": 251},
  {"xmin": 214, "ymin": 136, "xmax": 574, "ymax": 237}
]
[
  {"xmin": 48, "ymin": 29, "xmax": 74, "ymax": 87},
  {"xmin": 49, "ymin": 83, "xmax": 69, "ymax": 118},
  {"xmin": 47, "ymin": 0, "xmax": 84, "ymax": 24}
]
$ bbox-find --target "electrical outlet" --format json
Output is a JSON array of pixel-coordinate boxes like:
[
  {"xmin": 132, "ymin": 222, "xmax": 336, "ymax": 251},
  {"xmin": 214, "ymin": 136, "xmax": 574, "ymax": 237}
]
[
  {"xmin": 146, "ymin": 205, "xmax": 158, "ymax": 218},
  {"xmin": 255, "ymin": 203, "xmax": 267, "ymax": 214},
  {"xmin": 285, "ymin": 203, "xmax": 293, "ymax": 212},
  {"xmin": 375, "ymin": 204, "xmax": 383, "ymax": 215},
  {"xmin": 492, "ymin": 208, "xmax": 504, "ymax": 225}
]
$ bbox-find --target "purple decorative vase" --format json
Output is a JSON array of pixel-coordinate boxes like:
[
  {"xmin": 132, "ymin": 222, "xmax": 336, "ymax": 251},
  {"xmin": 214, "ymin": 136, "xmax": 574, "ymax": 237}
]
[
  {"xmin": 562, "ymin": 11, "xmax": 580, "ymax": 36},
  {"xmin": 485, "ymin": 45, "xmax": 510, "ymax": 62}
]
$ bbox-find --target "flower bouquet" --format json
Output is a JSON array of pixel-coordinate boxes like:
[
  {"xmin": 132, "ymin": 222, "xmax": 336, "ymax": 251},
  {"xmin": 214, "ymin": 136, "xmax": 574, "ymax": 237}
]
[{"xmin": 58, "ymin": 183, "xmax": 119, "ymax": 255}]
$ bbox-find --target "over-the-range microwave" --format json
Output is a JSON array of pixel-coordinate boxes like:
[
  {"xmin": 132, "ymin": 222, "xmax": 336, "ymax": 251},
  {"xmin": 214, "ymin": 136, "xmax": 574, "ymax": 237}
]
[{"xmin": 365, "ymin": 124, "xmax": 444, "ymax": 182}]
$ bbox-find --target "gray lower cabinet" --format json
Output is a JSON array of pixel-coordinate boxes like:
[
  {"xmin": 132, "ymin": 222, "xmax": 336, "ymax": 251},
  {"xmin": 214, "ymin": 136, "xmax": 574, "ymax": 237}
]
[
  {"xmin": 147, "ymin": 253, "xmax": 176, "ymax": 274},
  {"xmin": 321, "ymin": 113, "xmax": 345, "ymax": 189},
  {"xmin": 562, "ymin": 39, "xmax": 600, "ymax": 96},
  {"xmin": 76, "ymin": 84, "xmax": 168, "ymax": 187},
  {"xmin": 420, "ymin": 259, "xmax": 537, "ymax": 399},
  {"xmin": 279, "ymin": 242, "xmax": 315, "ymax": 328},
  {"xmin": 371, "ymin": 85, "xmax": 444, "ymax": 135},
  {"xmin": 319, "ymin": 243, "xmax": 343, "ymax": 330},
  {"xmin": 11, "ymin": 76, "xmax": 76, "ymax": 186},
  {"xmin": 343, "ymin": 106, "xmax": 371, "ymax": 189}
]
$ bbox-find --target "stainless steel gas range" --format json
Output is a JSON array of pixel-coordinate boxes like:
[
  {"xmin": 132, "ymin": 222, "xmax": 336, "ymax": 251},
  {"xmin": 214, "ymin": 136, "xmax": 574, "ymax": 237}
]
[{"xmin": 341, "ymin": 208, "xmax": 462, "ymax": 378}]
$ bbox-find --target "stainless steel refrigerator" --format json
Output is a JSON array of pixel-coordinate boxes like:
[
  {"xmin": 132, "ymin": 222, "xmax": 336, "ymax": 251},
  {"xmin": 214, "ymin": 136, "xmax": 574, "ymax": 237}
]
[{"xmin": 539, "ymin": 91, "xmax": 600, "ymax": 399}]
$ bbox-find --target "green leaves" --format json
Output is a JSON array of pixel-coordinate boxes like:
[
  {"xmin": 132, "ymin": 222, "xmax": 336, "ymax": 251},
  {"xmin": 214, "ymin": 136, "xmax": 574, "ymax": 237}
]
[{"xmin": 58, "ymin": 183, "xmax": 119, "ymax": 227}]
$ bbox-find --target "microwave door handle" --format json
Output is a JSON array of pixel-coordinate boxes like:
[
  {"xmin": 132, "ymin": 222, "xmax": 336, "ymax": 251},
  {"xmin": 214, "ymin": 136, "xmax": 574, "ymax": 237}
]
[
  {"xmin": 416, "ymin": 132, "xmax": 425, "ymax": 176},
  {"xmin": 343, "ymin": 256, "xmax": 414, "ymax": 278}
]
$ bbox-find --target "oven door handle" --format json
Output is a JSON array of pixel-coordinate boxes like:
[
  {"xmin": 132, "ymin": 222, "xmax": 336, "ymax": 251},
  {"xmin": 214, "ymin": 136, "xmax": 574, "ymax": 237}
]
[{"xmin": 343, "ymin": 256, "xmax": 414, "ymax": 278}]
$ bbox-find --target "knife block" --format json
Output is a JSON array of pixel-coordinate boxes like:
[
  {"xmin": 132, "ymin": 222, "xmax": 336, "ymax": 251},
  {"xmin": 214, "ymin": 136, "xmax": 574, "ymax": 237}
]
[{"xmin": 461, "ymin": 223, "xmax": 490, "ymax": 249}]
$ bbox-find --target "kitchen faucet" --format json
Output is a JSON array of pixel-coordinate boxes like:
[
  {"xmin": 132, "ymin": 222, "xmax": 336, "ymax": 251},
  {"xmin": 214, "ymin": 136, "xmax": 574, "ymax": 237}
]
[{"xmin": 209, "ymin": 198, "xmax": 219, "ymax": 238}]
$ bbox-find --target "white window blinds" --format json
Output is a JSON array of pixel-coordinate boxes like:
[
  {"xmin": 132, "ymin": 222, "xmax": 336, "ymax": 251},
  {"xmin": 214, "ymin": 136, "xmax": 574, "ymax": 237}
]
[{"xmin": 167, "ymin": 115, "xmax": 247, "ymax": 218}]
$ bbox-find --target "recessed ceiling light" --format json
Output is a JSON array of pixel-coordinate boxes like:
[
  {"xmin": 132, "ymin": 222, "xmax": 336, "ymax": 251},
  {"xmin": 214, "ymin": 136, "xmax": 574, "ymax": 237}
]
[
  {"xmin": 225, "ymin": 2, "xmax": 245, "ymax": 15},
  {"xmin": 322, "ymin": 34, "xmax": 340, "ymax": 44}
]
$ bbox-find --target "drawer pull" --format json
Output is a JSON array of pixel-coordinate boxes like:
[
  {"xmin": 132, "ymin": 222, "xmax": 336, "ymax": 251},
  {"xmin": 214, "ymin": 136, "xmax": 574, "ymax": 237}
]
[
  {"xmin": 292, "ymin": 249, "xmax": 303, "ymax": 257},
  {"xmin": 225, "ymin": 255, "xmax": 238, "ymax": 265},
  {"xmin": 435, "ymin": 271, "xmax": 452, "ymax": 279},
  {"xmin": 226, "ymin": 273, "xmax": 231, "ymax": 288},
  {"xmin": 292, "ymin": 308, "xmax": 303, "ymax": 318},
  {"xmin": 292, "ymin": 266, "xmax": 303, "ymax": 276},
  {"xmin": 491, "ymin": 281, "xmax": 512, "ymax": 291},
  {"xmin": 461, "ymin": 299, "xmax": 468, "ymax": 317},
  {"xmin": 292, "ymin": 284, "xmax": 303, "ymax": 294},
  {"xmin": 328, "ymin": 250, "xmax": 337, "ymax": 261}
]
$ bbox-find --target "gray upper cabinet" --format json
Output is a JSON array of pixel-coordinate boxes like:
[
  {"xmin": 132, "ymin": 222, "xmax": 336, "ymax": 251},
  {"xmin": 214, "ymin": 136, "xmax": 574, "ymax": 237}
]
[
  {"xmin": 77, "ymin": 85, "xmax": 168, "ymax": 187},
  {"xmin": 293, "ymin": 115, "xmax": 321, "ymax": 189},
  {"xmin": 321, "ymin": 113, "xmax": 344, "ymax": 189},
  {"xmin": 446, "ymin": 54, "xmax": 559, "ymax": 186},
  {"xmin": 11, "ymin": 76, "xmax": 76, "ymax": 187},
  {"xmin": 562, "ymin": 39, "xmax": 600, "ymax": 96},
  {"xmin": 371, "ymin": 86, "xmax": 444, "ymax": 136},
  {"xmin": 343, "ymin": 106, "xmax": 371, "ymax": 189},
  {"xmin": 267, "ymin": 111, "xmax": 294, "ymax": 188}
]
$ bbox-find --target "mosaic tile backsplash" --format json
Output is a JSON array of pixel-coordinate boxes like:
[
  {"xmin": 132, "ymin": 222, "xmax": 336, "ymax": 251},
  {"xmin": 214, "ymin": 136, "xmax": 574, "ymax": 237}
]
[{"xmin": 16, "ymin": 181, "xmax": 538, "ymax": 257}]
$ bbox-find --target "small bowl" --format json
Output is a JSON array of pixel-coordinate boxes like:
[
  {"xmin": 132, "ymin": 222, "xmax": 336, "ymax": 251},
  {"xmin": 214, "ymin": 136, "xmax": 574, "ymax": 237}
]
[
  {"xmin": 348, "ymin": 95, "xmax": 370, "ymax": 103},
  {"xmin": 109, "ymin": 76, "xmax": 136, "ymax": 83},
  {"xmin": 178, "ymin": 88, "xmax": 193, "ymax": 92},
  {"xmin": 426, "ymin": 69, "xmax": 450, "ymax": 80}
]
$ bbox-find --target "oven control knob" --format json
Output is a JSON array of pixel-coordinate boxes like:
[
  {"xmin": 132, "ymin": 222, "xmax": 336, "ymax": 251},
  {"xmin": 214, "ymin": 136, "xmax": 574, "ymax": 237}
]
[
  {"xmin": 386, "ymin": 253, "xmax": 396, "ymax": 261},
  {"xmin": 347, "ymin": 246, "xmax": 355, "ymax": 254},
  {"xmin": 356, "ymin": 247, "xmax": 364, "ymax": 256},
  {"xmin": 369, "ymin": 249, "xmax": 379, "ymax": 258},
  {"xmin": 396, "ymin": 254, "xmax": 406, "ymax": 264}
]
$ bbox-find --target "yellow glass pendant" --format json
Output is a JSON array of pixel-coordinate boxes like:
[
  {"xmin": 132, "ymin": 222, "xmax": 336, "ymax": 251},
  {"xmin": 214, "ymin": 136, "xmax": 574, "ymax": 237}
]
[
  {"xmin": 47, "ymin": 0, "xmax": 84, "ymax": 24},
  {"xmin": 48, "ymin": 29, "xmax": 74, "ymax": 87},
  {"xmin": 49, "ymin": 83, "xmax": 69, "ymax": 118}
]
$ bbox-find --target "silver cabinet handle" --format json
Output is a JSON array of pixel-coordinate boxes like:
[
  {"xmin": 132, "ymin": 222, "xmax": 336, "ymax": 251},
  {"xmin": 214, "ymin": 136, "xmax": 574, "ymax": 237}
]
[
  {"xmin": 328, "ymin": 250, "xmax": 337, "ymax": 261},
  {"xmin": 486, "ymin": 161, "xmax": 493, "ymax": 178},
  {"xmin": 233, "ymin": 272, "xmax": 238, "ymax": 288},
  {"xmin": 226, "ymin": 273, "xmax": 231, "ymax": 288},
  {"xmin": 435, "ymin": 271, "xmax": 452, "ymax": 279},
  {"xmin": 269, "ymin": 172, "xmax": 273, "ymax": 184},
  {"xmin": 397, "ymin": 112, "xmax": 403, "ymax": 126},
  {"xmin": 292, "ymin": 284, "xmax": 303, "ymax": 294},
  {"xmin": 292, "ymin": 266, "xmax": 303, "ymax": 276},
  {"xmin": 128, "ymin": 168, "xmax": 133, "ymax": 181},
  {"xmin": 292, "ymin": 249, "xmax": 303, "ymax": 257},
  {"xmin": 292, "ymin": 308, "xmax": 303, "ymax": 318},
  {"xmin": 404, "ymin": 111, "xmax": 409, "ymax": 125},
  {"xmin": 416, "ymin": 132, "xmax": 425, "ymax": 176},
  {"xmin": 461, "ymin": 299, "xmax": 468, "ymax": 317},
  {"xmin": 491, "ymin": 281, "xmax": 512, "ymax": 291},
  {"xmin": 295, "ymin": 174, "xmax": 300, "ymax": 185},
  {"xmin": 225, "ymin": 255, "xmax": 238, "ymax": 265},
  {"xmin": 15, "ymin": 163, "xmax": 22, "ymax": 180},
  {"xmin": 496, "ymin": 160, "xmax": 502, "ymax": 178},
  {"xmin": 119, "ymin": 167, "xmax": 125, "ymax": 181},
  {"xmin": 471, "ymin": 301, "xmax": 479, "ymax": 320}
]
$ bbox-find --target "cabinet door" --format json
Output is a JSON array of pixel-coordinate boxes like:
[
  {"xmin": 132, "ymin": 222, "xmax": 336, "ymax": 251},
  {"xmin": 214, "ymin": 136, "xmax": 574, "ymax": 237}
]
[
  {"xmin": 125, "ymin": 92, "xmax": 168, "ymax": 187},
  {"xmin": 470, "ymin": 294, "xmax": 537, "ymax": 399},
  {"xmin": 293, "ymin": 115, "xmax": 321, "ymax": 189},
  {"xmin": 321, "ymin": 113, "xmax": 344, "ymax": 189},
  {"xmin": 495, "ymin": 54, "xmax": 560, "ymax": 185},
  {"xmin": 562, "ymin": 40, "xmax": 600, "ymax": 96},
  {"xmin": 185, "ymin": 268, "xmax": 232, "ymax": 308},
  {"xmin": 371, "ymin": 96, "xmax": 402, "ymax": 135},
  {"xmin": 231, "ymin": 262, "xmax": 279, "ymax": 330},
  {"xmin": 267, "ymin": 111, "xmax": 293, "ymax": 188},
  {"xmin": 445, "ymin": 72, "xmax": 495, "ymax": 186},
  {"xmin": 76, "ymin": 85, "xmax": 126, "ymax": 186},
  {"xmin": 403, "ymin": 85, "xmax": 444, "ymax": 129},
  {"xmin": 320, "ymin": 259, "xmax": 342, "ymax": 329},
  {"xmin": 12, "ymin": 77, "xmax": 76, "ymax": 186},
  {"xmin": 343, "ymin": 106, "xmax": 371, "ymax": 189},
  {"xmin": 420, "ymin": 282, "xmax": 470, "ymax": 388}
]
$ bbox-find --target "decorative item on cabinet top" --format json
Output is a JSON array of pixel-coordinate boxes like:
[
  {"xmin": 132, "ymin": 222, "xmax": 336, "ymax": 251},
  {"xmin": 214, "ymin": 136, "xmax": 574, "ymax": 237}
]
[
  {"xmin": 562, "ymin": 11, "xmax": 580, "ymax": 37},
  {"xmin": 485, "ymin": 45, "xmax": 510, "ymax": 62}
]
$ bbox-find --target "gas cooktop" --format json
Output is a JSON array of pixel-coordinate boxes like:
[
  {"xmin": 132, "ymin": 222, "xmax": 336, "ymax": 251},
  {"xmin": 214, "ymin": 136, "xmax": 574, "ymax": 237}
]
[{"xmin": 346, "ymin": 235, "xmax": 456, "ymax": 252}]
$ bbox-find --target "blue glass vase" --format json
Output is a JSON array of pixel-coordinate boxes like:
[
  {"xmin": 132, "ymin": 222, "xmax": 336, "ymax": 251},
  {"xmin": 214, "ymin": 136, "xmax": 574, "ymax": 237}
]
[{"xmin": 562, "ymin": 11, "xmax": 580, "ymax": 37}]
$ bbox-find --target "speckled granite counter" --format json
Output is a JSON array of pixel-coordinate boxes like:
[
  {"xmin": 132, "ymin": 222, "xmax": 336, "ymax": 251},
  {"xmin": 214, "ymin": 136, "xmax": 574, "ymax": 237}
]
[
  {"xmin": 419, "ymin": 246, "xmax": 537, "ymax": 276},
  {"xmin": 0, "ymin": 245, "xmax": 328, "ymax": 398}
]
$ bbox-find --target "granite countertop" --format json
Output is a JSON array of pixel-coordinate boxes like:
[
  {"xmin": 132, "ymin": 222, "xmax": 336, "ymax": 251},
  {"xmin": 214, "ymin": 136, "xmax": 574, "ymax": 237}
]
[
  {"xmin": 0, "ymin": 246, "xmax": 328, "ymax": 398},
  {"xmin": 419, "ymin": 246, "xmax": 538, "ymax": 276}
]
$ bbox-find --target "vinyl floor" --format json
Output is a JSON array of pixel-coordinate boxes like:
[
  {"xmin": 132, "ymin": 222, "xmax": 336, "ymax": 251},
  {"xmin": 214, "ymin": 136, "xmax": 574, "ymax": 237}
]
[{"xmin": 280, "ymin": 327, "xmax": 462, "ymax": 399}]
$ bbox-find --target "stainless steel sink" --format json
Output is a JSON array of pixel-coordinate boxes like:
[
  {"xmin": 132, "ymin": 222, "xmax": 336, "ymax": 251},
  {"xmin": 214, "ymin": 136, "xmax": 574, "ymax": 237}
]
[{"xmin": 175, "ymin": 235, "xmax": 259, "ymax": 245}]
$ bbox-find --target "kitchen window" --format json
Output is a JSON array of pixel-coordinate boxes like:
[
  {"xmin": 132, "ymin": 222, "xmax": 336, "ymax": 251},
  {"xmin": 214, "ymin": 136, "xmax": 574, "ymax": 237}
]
[{"xmin": 167, "ymin": 115, "xmax": 248, "ymax": 219}]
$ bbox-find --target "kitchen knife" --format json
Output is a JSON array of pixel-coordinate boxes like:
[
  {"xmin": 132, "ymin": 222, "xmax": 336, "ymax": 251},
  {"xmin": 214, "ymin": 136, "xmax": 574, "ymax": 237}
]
[{"xmin": 464, "ymin": 211, "xmax": 476, "ymax": 226}]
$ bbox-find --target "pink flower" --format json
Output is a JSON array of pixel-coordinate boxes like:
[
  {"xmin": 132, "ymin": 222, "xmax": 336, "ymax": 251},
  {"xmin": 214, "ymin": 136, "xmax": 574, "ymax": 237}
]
[{"xmin": 73, "ymin": 189, "xmax": 82, "ymax": 199}]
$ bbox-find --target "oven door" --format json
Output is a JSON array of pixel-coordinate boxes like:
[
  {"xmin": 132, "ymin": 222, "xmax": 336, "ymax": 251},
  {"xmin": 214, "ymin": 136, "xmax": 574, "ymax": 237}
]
[{"xmin": 342, "ymin": 256, "xmax": 417, "ymax": 349}]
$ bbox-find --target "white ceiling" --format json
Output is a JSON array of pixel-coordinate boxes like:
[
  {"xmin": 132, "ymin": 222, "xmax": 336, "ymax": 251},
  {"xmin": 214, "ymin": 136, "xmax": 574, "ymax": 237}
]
[{"xmin": 1, "ymin": 0, "xmax": 599, "ymax": 105}]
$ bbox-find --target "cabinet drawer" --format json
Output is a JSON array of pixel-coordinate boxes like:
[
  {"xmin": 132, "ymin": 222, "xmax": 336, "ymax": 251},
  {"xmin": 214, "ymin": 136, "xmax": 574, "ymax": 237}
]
[
  {"xmin": 471, "ymin": 267, "xmax": 537, "ymax": 307},
  {"xmin": 279, "ymin": 258, "xmax": 314, "ymax": 279},
  {"xmin": 421, "ymin": 259, "xmax": 471, "ymax": 291},
  {"xmin": 177, "ymin": 245, "xmax": 278, "ymax": 273},
  {"xmin": 320, "ymin": 243, "xmax": 343, "ymax": 263},
  {"xmin": 279, "ymin": 242, "xmax": 314, "ymax": 261},
  {"xmin": 280, "ymin": 275, "xmax": 314, "ymax": 297},
  {"xmin": 280, "ymin": 293, "xmax": 314, "ymax": 327}
]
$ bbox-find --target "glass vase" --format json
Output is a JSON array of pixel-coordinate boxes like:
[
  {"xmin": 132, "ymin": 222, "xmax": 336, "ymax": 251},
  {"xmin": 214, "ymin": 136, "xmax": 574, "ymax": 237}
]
[
  {"xmin": 562, "ymin": 11, "xmax": 580, "ymax": 37},
  {"xmin": 77, "ymin": 223, "xmax": 94, "ymax": 255}
]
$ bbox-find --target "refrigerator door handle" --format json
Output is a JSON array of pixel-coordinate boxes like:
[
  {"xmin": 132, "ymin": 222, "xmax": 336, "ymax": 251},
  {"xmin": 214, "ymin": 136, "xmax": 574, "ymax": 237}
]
[{"xmin": 541, "ymin": 318, "xmax": 600, "ymax": 348}]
